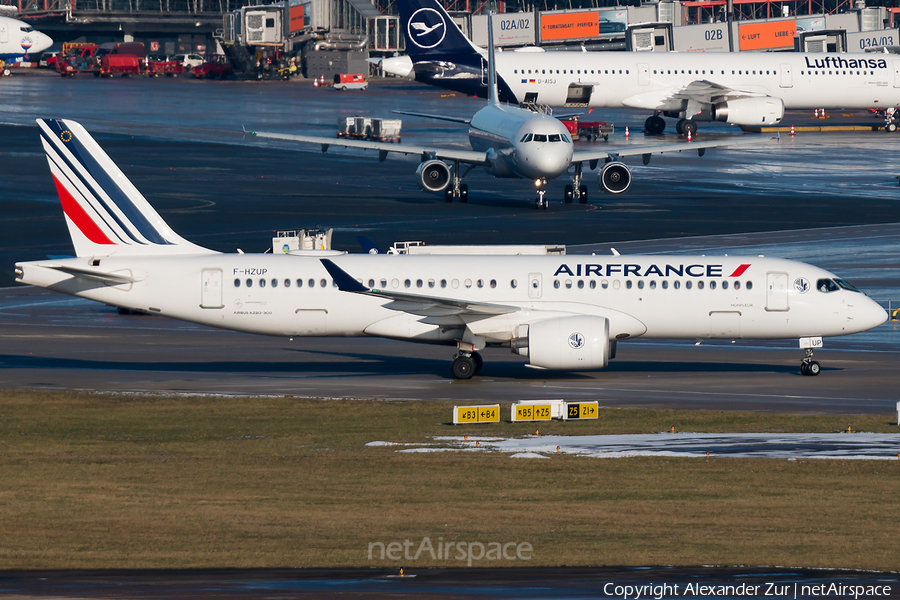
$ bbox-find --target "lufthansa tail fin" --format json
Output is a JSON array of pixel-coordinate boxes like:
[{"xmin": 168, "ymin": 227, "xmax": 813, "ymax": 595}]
[
  {"xmin": 37, "ymin": 119, "xmax": 214, "ymax": 258},
  {"xmin": 486, "ymin": 11, "xmax": 499, "ymax": 106},
  {"xmin": 396, "ymin": 0, "xmax": 484, "ymax": 62}
]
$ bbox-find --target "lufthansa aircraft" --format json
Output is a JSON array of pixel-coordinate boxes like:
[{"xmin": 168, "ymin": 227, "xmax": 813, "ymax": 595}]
[
  {"xmin": 388, "ymin": 0, "xmax": 900, "ymax": 135},
  {"xmin": 0, "ymin": 15, "xmax": 52, "ymax": 64},
  {"xmin": 253, "ymin": 13, "xmax": 759, "ymax": 207},
  {"xmin": 16, "ymin": 118, "xmax": 887, "ymax": 379}
]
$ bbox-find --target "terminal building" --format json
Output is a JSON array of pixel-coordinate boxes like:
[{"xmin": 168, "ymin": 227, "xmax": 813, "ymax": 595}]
[{"xmin": 6, "ymin": 0, "xmax": 899, "ymax": 78}]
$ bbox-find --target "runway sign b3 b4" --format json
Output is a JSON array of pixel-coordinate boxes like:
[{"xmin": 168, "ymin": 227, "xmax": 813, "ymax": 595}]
[{"xmin": 453, "ymin": 405, "xmax": 500, "ymax": 424}]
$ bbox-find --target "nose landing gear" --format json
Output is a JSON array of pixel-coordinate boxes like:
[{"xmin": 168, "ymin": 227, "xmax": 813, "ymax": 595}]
[
  {"xmin": 534, "ymin": 177, "xmax": 549, "ymax": 209},
  {"xmin": 800, "ymin": 348, "xmax": 821, "ymax": 376}
]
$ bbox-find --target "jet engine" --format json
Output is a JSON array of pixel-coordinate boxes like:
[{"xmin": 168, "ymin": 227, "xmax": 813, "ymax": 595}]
[
  {"xmin": 713, "ymin": 96, "xmax": 784, "ymax": 126},
  {"xmin": 510, "ymin": 315, "xmax": 610, "ymax": 370},
  {"xmin": 416, "ymin": 160, "xmax": 452, "ymax": 193},
  {"xmin": 599, "ymin": 161, "xmax": 631, "ymax": 194}
]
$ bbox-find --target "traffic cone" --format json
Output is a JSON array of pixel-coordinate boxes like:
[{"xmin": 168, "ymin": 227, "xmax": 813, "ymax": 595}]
[
  {"xmin": 624, "ymin": 126, "xmax": 629, "ymax": 138},
  {"xmin": 790, "ymin": 124, "xmax": 795, "ymax": 136},
  {"xmin": 313, "ymin": 78, "xmax": 318, "ymax": 88},
  {"xmin": 820, "ymin": 108, "xmax": 826, "ymax": 118},
  {"xmin": 813, "ymin": 108, "xmax": 819, "ymax": 118},
  {"xmin": 687, "ymin": 129, "xmax": 692, "ymax": 142},
  {"xmin": 320, "ymin": 74, "xmax": 325, "ymax": 85}
]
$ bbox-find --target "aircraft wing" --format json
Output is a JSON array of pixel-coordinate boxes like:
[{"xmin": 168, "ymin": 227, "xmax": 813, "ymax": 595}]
[
  {"xmin": 321, "ymin": 259, "xmax": 519, "ymax": 317},
  {"xmin": 623, "ymin": 80, "xmax": 769, "ymax": 110},
  {"xmin": 392, "ymin": 110, "xmax": 471, "ymax": 125},
  {"xmin": 572, "ymin": 136, "xmax": 766, "ymax": 163},
  {"xmin": 251, "ymin": 130, "xmax": 488, "ymax": 165}
]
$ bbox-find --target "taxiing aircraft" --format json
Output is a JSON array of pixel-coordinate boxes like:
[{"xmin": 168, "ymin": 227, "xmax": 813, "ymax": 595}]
[
  {"xmin": 389, "ymin": 0, "xmax": 900, "ymax": 135},
  {"xmin": 16, "ymin": 118, "xmax": 887, "ymax": 379},
  {"xmin": 0, "ymin": 15, "xmax": 52, "ymax": 65},
  {"xmin": 253, "ymin": 13, "xmax": 759, "ymax": 207}
]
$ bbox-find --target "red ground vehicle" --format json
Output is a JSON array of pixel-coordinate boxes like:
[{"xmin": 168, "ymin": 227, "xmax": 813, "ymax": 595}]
[
  {"xmin": 561, "ymin": 118, "xmax": 613, "ymax": 142},
  {"xmin": 99, "ymin": 54, "xmax": 142, "ymax": 77},
  {"xmin": 333, "ymin": 73, "xmax": 368, "ymax": 90},
  {"xmin": 192, "ymin": 55, "xmax": 234, "ymax": 79},
  {"xmin": 146, "ymin": 59, "xmax": 184, "ymax": 77},
  {"xmin": 56, "ymin": 43, "xmax": 100, "ymax": 77}
]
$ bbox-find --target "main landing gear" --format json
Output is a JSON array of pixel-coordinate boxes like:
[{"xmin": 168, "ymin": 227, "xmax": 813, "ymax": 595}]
[
  {"xmin": 675, "ymin": 119, "xmax": 697, "ymax": 137},
  {"xmin": 564, "ymin": 162, "xmax": 589, "ymax": 205},
  {"xmin": 443, "ymin": 160, "xmax": 470, "ymax": 203},
  {"xmin": 451, "ymin": 350, "xmax": 483, "ymax": 379},
  {"xmin": 644, "ymin": 114, "xmax": 666, "ymax": 135},
  {"xmin": 800, "ymin": 348, "xmax": 821, "ymax": 376},
  {"xmin": 884, "ymin": 107, "xmax": 898, "ymax": 133}
]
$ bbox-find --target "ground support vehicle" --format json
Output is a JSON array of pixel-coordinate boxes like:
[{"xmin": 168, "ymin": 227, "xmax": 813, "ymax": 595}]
[
  {"xmin": 561, "ymin": 118, "xmax": 613, "ymax": 141},
  {"xmin": 99, "ymin": 55, "xmax": 142, "ymax": 77},
  {"xmin": 333, "ymin": 73, "xmax": 367, "ymax": 90},
  {"xmin": 146, "ymin": 60, "xmax": 184, "ymax": 77},
  {"xmin": 56, "ymin": 43, "xmax": 100, "ymax": 77},
  {"xmin": 192, "ymin": 55, "xmax": 234, "ymax": 79}
]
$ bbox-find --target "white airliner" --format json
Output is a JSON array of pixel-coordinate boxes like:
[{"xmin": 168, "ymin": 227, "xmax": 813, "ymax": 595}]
[
  {"xmin": 253, "ymin": 13, "xmax": 759, "ymax": 207},
  {"xmin": 389, "ymin": 0, "xmax": 900, "ymax": 135},
  {"xmin": 0, "ymin": 15, "xmax": 53, "ymax": 65},
  {"xmin": 16, "ymin": 118, "xmax": 887, "ymax": 379}
]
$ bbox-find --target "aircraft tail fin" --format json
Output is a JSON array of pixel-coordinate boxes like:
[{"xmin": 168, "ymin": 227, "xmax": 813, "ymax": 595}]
[
  {"xmin": 487, "ymin": 11, "xmax": 499, "ymax": 106},
  {"xmin": 396, "ymin": 0, "xmax": 483, "ymax": 62},
  {"xmin": 36, "ymin": 119, "xmax": 214, "ymax": 258}
]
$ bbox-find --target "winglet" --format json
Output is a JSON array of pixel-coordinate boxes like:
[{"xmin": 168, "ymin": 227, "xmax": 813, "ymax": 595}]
[
  {"xmin": 321, "ymin": 259, "xmax": 369, "ymax": 293},
  {"xmin": 487, "ymin": 11, "xmax": 499, "ymax": 106}
]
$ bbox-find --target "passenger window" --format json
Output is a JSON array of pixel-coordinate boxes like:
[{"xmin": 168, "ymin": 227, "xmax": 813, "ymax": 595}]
[
  {"xmin": 511, "ymin": 279, "xmax": 517, "ymax": 288},
  {"xmin": 284, "ymin": 279, "xmax": 291, "ymax": 288},
  {"xmin": 709, "ymin": 281, "xmax": 716, "ymax": 290},
  {"xmin": 428, "ymin": 279, "xmax": 435, "ymax": 288},
  {"xmin": 734, "ymin": 281, "xmax": 740, "ymax": 290},
  {"xmin": 649, "ymin": 281, "xmax": 656, "ymax": 289},
  {"xmin": 661, "ymin": 280, "xmax": 668, "ymax": 289},
  {"xmin": 601, "ymin": 280, "xmax": 609, "ymax": 289},
  {"xmin": 416, "ymin": 279, "xmax": 423, "ymax": 288},
  {"xmin": 685, "ymin": 281, "xmax": 692, "ymax": 289},
  {"xmin": 565, "ymin": 279, "xmax": 572, "ymax": 289},
  {"xmin": 490, "ymin": 279, "xmax": 497, "ymax": 288},
  {"xmin": 746, "ymin": 281, "xmax": 753, "ymax": 290},
  {"xmin": 234, "ymin": 278, "xmax": 240, "ymax": 287},
  {"xmin": 626, "ymin": 280, "xmax": 632, "ymax": 289},
  {"xmin": 464, "ymin": 279, "xmax": 472, "ymax": 288},
  {"xmin": 320, "ymin": 279, "xmax": 326, "ymax": 288},
  {"xmin": 260, "ymin": 279, "xmax": 266, "ymax": 288},
  {"xmin": 404, "ymin": 279, "xmax": 411, "ymax": 288},
  {"xmin": 613, "ymin": 280, "xmax": 621, "ymax": 290},
  {"xmin": 271, "ymin": 279, "xmax": 278, "ymax": 288},
  {"xmin": 246, "ymin": 278, "xmax": 253, "ymax": 288},
  {"xmin": 577, "ymin": 280, "xmax": 584, "ymax": 289},
  {"xmin": 391, "ymin": 278, "xmax": 399, "ymax": 288},
  {"xmin": 673, "ymin": 281, "xmax": 680, "ymax": 289},
  {"xmin": 451, "ymin": 279, "xmax": 459, "ymax": 289},
  {"xmin": 637, "ymin": 280, "xmax": 644, "ymax": 289},
  {"xmin": 697, "ymin": 281, "xmax": 704, "ymax": 290},
  {"xmin": 477, "ymin": 279, "xmax": 484, "ymax": 288},
  {"xmin": 297, "ymin": 279, "xmax": 303, "ymax": 288},
  {"xmin": 441, "ymin": 279, "xmax": 447, "ymax": 288},
  {"xmin": 722, "ymin": 281, "xmax": 728, "ymax": 290},
  {"xmin": 368, "ymin": 279, "xmax": 375, "ymax": 288},
  {"xmin": 553, "ymin": 280, "xmax": 560, "ymax": 289},
  {"xmin": 308, "ymin": 278, "xmax": 314, "ymax": 288},
  {"xmin": 381, "ymin": 278, "xmax": 387, "ymax": 288}
]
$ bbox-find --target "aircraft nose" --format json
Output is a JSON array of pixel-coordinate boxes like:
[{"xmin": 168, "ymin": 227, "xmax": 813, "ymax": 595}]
[
  {"xmin": 848, "ymin": 296, "xmax": 888, "ymax": 334},
  {"xmin": 520, "ymin": 146, "xmax": 570, "ymax": 179},
  {"xmin": 34, "ymin": 32, "xmax": 53, "ymax": 54}
]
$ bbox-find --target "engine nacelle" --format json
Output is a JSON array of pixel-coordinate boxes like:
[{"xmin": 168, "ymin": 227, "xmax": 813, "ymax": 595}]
[
  {"xmin": 599, "ymin": 161, "xmax": 631, "ymax": 194},
  {"xmin": 511, "ymin": 315, "xmax": 610, "ymax": 370},
  {"xmin": 416, "ymin": 160, "xmax": 452, "ymax": 193},
  {"xmin": 714, "ymin": 96, "xmax": 784, "ymax": 126}
]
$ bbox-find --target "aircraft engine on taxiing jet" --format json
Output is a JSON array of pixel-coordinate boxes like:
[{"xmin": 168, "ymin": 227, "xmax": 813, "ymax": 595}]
[
  {"xmin": 510, "ymin": 316, "xmax": 610, "ymax": 370},
  {"xmin": 599, "ymin": 161, "xmax": 632, "ymax": 194},
  {"xmin": 416, "ymin": 160, "xmax": 452, "ymax": 192}
]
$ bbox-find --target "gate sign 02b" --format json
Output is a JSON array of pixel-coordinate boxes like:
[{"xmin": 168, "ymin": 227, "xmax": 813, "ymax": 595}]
[
  {"xmin": 565, "ymin": 401, "xmax": 599, "ymax": 420},
  {"xmin": 453, "ymin": 404, "xmax": 500, "ymax": 424}
]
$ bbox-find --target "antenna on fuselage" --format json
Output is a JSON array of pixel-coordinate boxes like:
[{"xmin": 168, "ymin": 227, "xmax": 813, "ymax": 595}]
[{"xmin": 487, "ymin": 11, "xmax": 499, "ymax": 107}]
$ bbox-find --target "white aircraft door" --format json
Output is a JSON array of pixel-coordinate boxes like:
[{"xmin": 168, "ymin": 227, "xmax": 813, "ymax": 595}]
[
  {"xmin": 638, "ymin": 63, "xmax": 649, "ymax": 86},
  {"xmin": 0, "ymin": 22, "xmax": 7, "ymax": 44},
  {"xmin": 779, "ymin": 63, "xmax": 792, "ymax": 88},
  {"xmin": 766, "ymin": 272, "xmax": 789, "ymax": 311},
  {"xmin": 894, "ymin": 61, "xmax": 900, "ymax": 88},
  {"xmin": 528, "ymin": 273, "xmax": 542, "ymax": 299},
  {"xmin": 200, "ymin": 268, "xmax": 224, "ymax": 309},
  {"xmin": 709, "ymin": 311, "xmax": 741, "ymax": 338}
]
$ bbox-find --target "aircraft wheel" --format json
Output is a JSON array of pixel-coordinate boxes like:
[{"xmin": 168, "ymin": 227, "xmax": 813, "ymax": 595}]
[
  {"xmin": 578, "ymin": 185, "xmax": 588, "ymax": 204},
  {"xmin": 645, "ymin": 115, "xmax": 666, "ymax": 135},
  {"xmin": 887, "ymin": 122, "xmax": 897, "ymax": 133},
  {"xmin": 444, "ymin": 188, "xmax": 454, "ymax": 203},
  {"xmin": 682, "ymin": 120, "xmax": 698, "ymax": 136},
  {"xmin": 675, "ymin": 119, "xmax": 684, "ymax": 134},
  {"xmin": 472, "ymin": 351, "xmax": 483, "ymax": 374},
  {"xmin": 564, "ymin": 185, "xmax": 574, "ymax": 204},
  {"xmin": 452, "ymin": 355, "xmax": 476, "ymax": 379},
  {"xmin": 459, "ymin": 184, "xmax": 468, "ymax": 203},
  {"xmin": 807, "ymin": 361, "xmax": 821, "ymax": 376}
]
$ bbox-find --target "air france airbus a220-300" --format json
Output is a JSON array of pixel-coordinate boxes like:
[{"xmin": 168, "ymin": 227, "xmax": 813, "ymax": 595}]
[{"xmin": 17, "ymin": 119, "xmax": 886, "ymax": 379}]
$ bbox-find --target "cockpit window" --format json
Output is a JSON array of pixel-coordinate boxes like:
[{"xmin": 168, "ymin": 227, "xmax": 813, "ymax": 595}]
[
  {"xmin": 533, "ymin": 134, "xmax": 547, "ymax": 142},
  {"xmin": 817, "ymin": 279, "xmax": 839, "ymax": 293},
  {"xmin": 834, "ymin": 279, "xmax": 860, "ymax": 293},
  {"xmin": 520, "ymin": 133, "xmax": 533, "ymax": 143},
  {"xmin": 548, "ymin": 134, "xmax": 562, "ymax": 142},
  {"xmin": 562, "ymin": 134, "xmax": 571, "ymax": 143},
  {"xmin": 21, "ymin": 26, "xmax": 35, "ymax": 32}
]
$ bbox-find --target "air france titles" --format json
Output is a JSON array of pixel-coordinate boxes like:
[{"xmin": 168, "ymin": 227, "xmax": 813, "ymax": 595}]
[
  {"xmin": 804, "ymin": 56, "xmax": 888, "ymax": 70},
  {"xmin": 553, "ymin": 263, "xmax": 752, "ymax": 278}
]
